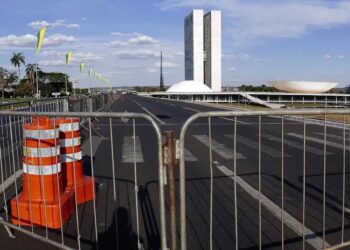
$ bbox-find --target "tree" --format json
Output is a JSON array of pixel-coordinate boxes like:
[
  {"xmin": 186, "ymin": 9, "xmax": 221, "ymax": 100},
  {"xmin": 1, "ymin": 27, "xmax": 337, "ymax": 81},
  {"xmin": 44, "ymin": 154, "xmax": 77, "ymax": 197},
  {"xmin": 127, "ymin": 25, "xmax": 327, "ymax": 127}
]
[
  {"xmin": 0, "ymin": 67, "xmax": 9, "ymax": 98},
  {"xmin": 7, "ymin": 71, "xmax": 18, "ymax": 85},
  {"xmin": 10, "ymin": 52, "xmax": 25, "ymax": 82},
  {"xmin": 26, "ymin": 63, "xmax": 40, "ymax": 95}
]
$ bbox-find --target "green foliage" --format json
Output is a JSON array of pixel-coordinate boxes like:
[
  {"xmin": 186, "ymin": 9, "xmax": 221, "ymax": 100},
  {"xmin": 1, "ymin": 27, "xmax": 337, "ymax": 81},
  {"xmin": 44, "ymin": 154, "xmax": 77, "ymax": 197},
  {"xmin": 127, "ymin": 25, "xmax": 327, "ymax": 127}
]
[
  {"xmin": 14, "ymin": 82, "xmax": 33, "ymax": 97},
  {"xmin": 74, "ymin": 88, "xmax": 89, "ymax": 94},
  {"xmin": 239, "ymin": 84, "xmax": 278, "ymax": 92}
]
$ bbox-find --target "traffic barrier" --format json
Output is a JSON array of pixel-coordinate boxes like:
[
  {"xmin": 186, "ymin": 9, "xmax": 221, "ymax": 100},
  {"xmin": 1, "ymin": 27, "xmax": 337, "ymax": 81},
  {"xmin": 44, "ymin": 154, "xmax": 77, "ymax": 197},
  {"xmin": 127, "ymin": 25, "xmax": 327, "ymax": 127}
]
[
  {"xmin": 56, "ymin": 117, "xmax": 95, "ymax": 204},
  {"xmin": 10, "ymin": 116, "xmax": 75, "ymax": 229}
]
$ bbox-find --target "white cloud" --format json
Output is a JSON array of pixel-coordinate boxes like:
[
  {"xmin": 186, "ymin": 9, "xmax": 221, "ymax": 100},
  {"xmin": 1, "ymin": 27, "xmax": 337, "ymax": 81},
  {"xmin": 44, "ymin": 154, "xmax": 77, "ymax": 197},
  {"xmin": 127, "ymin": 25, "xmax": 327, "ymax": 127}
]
[
  {"xmin": 82, "ymin": 17, "xmax": 88, "ymax": 21},
  {"xmin": 110, "ymin": 32, "xmax": 144, "ymax": 36},
  {"xmin": 105, "ymin": 41, "xmax": 129, "ymax": 47},
  {"xmin": 145, "ymin": 67, "xmax": 158, "ymax": 73},
  {"xmin": 229, "ymin": 67, "xmax": 236, "ymax": 71},
  {"xmin": 106, "ymin": 34, "xmax": 159, "ymax": 47},
  {"xmin": 28, "ymin": 20, "xmax": 80, "ymax": 29},
  {"xmin": 238, "ymin": 53, "xmax": 251, "ymax": 61},
  {"xmin": 128, "ymin": 35, "xmax": 159, "ymax": 45},
  {"xmin": 155, "ymin": 61, "xmax": 178, "ymax": 68},
  {"xmin": 39, "ymin": 59, "xmax": 65, "ymax": 66},
  {"xmin": 0, "ymin": 33, "xmax": 76, "ymax": 48},
  {"xmin": 114, "ymin": 49, "xmax": 159, "ymax": 59},
  {"xmin": 39, "ymin": 51, "xmax": 102, "ymax": 66},
  {"xmin": 338, "ymin": 55, "xmax": 345, "ymax": 59},
  {"xmin": 325, "ymin": 54, "xmax": 332, "ymax": 59},
  {"xmin": 158, "ymin": 0, "xmax": 350, "ymax": 44}
]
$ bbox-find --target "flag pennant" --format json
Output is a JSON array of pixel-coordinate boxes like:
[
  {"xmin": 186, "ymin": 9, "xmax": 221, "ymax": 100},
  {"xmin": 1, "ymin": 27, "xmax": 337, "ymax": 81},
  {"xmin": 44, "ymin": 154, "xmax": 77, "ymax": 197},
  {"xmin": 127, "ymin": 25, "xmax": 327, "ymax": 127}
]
[
  {"xmin": 66, "ymin": 51, "xmax": 73, "ymax": 66},
  {"xmin": 36, "ymin": 26, "xmax": 47, "ymax": 53},
  {"xmin": 88, "ymin": 68, "xmax": 92, "ymax": 77},
  {"xmin": 80, "ymin": 63, "xmax": 85, "ymax": 73}
]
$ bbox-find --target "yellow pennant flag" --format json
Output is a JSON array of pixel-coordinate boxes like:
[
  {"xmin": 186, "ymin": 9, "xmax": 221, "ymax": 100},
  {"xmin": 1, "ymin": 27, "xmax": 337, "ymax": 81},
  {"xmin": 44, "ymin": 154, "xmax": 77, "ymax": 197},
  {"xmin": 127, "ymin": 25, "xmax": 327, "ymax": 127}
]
[
  {"xmin": 80, "ymin": 63, "xmax": 85, "ymax": 73},
  {"xmin": 36, "ymin": 26, "xmax": 47, "ymax": 53},
  {"xmin": 88, "ymin": 68, "xmax": 92, "ymax": 77},
  {"xmin": 66, "ymin": 51, "xmax": 73, "ymax": 66},
  {"xmin": 94, "ymin": 72, "xmax": 98, "ymax": 80}
]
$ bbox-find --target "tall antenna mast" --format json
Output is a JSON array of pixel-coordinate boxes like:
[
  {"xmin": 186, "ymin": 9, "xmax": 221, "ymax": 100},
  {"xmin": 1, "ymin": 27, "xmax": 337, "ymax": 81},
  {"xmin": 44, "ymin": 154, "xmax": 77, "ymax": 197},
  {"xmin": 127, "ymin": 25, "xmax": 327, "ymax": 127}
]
[{"xmin": 160, "ymin": 51, "xmax": 164, "ymax": 90}]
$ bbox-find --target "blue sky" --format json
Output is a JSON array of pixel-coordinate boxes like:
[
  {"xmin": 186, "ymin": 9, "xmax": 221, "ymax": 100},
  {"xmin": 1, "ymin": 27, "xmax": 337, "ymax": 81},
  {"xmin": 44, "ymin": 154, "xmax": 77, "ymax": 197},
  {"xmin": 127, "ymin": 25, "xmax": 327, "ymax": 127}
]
[{"xmin": 1, "ymin": 0, "xmax": 350, "ymax": 88}]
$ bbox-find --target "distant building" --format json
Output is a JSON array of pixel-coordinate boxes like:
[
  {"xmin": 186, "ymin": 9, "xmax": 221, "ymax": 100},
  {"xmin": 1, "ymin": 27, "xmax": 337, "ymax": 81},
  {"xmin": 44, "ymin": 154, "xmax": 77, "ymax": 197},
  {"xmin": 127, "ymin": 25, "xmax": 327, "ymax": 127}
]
[{"xmin": 184, "ymin": 9, "xmax": 222, "ymax": 92}]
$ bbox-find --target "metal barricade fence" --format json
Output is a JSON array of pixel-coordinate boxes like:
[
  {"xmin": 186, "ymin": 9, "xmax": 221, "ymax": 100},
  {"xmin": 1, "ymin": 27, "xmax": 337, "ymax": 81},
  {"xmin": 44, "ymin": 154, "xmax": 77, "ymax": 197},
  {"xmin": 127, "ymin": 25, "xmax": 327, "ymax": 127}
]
[
  {"xmin": 179, "ymin": 109, "xmax": 350, "ymax": 250},
  {"xmin": 0, "ymin": 111, "xmax": 167, "ymax": 250}
]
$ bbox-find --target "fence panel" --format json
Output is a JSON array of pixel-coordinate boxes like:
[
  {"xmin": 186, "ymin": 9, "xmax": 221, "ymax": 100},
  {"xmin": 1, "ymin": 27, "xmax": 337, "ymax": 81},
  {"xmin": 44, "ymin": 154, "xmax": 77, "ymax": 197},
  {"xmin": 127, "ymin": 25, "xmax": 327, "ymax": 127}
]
[
  {"xmin": 179, "ymin": 109, "xmax": 350, "ymax": 250},
  {"xmin": 0, "ymin": 110, "xmax": 167, "ymax": 250}
]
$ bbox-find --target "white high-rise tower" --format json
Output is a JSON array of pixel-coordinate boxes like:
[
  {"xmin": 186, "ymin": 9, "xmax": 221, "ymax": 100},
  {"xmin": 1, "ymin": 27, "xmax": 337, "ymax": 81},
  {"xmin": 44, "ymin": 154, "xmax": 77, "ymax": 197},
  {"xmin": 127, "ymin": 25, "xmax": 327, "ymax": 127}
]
[{"xmin": 184, "ymin": 9, "xmax": 221, "ymax": 92}]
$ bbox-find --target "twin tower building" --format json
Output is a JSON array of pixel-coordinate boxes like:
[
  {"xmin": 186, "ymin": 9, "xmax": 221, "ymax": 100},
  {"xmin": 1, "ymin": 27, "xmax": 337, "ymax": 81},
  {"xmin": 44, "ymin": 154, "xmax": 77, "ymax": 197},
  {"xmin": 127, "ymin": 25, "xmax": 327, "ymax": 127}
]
[{"xmin": 185, "ymin": 9, "xmax": 221, "ymax": 92}]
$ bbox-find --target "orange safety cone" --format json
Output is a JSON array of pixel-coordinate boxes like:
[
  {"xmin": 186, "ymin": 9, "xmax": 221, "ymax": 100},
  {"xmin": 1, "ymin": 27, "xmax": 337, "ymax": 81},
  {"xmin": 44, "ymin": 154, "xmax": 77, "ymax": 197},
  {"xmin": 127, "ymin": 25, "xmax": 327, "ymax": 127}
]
[
  {"xmin": 56, "ymin": 117, "xmax": 95, "ymax": 205},
  {"xmin": 11, "ymin": 116, "xmax": 75, "ymax": 229}
]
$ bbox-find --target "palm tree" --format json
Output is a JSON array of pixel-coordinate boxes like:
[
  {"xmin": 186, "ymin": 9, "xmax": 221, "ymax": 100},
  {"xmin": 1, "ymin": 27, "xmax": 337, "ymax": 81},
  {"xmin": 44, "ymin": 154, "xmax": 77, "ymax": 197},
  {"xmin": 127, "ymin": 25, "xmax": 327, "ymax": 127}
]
[
  {"xmin": 10, "ymin": 52, "xmax": 25, "ymax": 82},
  {"xmin": 0, "ymin": 67, "xmax": 9, "ymax": 98},
  {"xmin": 26, "ymin": 64, "xmax": 41, "ymax": 95},
  {"xmin": 7, "ymin": 71, "xmax": 18, "ymax": 85}
]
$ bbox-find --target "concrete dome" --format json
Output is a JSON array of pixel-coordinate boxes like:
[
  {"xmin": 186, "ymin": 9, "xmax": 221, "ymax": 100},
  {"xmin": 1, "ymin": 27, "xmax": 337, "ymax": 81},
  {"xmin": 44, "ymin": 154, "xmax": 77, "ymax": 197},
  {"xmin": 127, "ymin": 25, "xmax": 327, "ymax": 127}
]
[
  {"xmin": 166, "ymin": 80, "xmax": 213, "ymax": 93},
  {"xmin": 271, "ymin": 81, "xmax": 338, "ymax": 93}
]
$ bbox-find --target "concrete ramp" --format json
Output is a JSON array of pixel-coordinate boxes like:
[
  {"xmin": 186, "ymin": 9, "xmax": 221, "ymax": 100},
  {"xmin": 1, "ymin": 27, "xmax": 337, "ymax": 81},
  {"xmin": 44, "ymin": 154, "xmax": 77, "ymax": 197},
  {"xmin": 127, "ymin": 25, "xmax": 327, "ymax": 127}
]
[{"xmin": 240, "ymin": 93, "xmax": 285, "ymax": 109}]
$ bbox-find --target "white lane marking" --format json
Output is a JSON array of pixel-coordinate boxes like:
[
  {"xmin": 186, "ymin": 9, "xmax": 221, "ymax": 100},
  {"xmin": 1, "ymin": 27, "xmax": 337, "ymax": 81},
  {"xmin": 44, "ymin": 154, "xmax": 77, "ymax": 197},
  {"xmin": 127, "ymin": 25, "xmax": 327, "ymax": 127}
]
[
  {"xmin": 133, "ymin": 100, "xmax": 166, "ymax": 125},
  {"xmin": 261, "ymin": 134, "xmax": 332, "ymax": 156},
  {"xmin": 225, "ymin": 135, "xmax": 290, "ymax": 158},
  {"xmin": 184, "ymin": 148, "xmax": 197, "ymax": 162},
  {"xmin": 215, "ymin": 162, "xmax": 330, "ymax": 249},
  {"xmin": 122, "ymin": 136, "xmax": 144, "ymax": 163},
  {"xmin": 313, "ymin": 132, "xmax": 350, "ymax": 142},
  {"xmin": 183, "ymin": 106, "xmax": 200, "ymax": 113},
  {"xmin": 288, "ymin": 133, "xmax": 350, "ymax": 150},
  {"xmin": 194, "ymin": 135, "xmax": 245, "ymax": 160},
  {"xmin": 182, "ymin": 107, "xmax": 248, "ymax": 124}
]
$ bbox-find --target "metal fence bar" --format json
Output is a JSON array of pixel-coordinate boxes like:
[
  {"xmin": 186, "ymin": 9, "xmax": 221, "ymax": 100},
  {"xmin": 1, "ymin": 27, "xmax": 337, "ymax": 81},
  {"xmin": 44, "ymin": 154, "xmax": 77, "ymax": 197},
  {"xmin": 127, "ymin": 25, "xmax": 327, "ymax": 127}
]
[
  {"xmin": 323, "ymin": 114, "xmax": 327, "ymax": 248},
  {"xmin": 89, "ymin": 117, "xmax": 98, "ymax": 249},
  {"xmin": 281, "ymin": 115, "xmax": 285, "ymax": 250},
  {"xmin": 341, "ymin": 115, "xmax": 346, "ymax": 243},
  {"xmin": 179, "ymin": 109, "xmax": 350, "ymax": 250},
  {"xmin": 233, "ymin": 117, "xmax": 238, "ymax": 250},
  {"xmin": 0, "ymin": 110, "xmax": 167, "ymax": 250},
  {"xmin": 258, "ymin": 116, "xmax": 262, "ymax": 250},
  {"xmin": 208, "ymin": 117, "xmax": 213, "ymax": 250},
  {"xmin": 302, "ymin": 116, "xmax": 306, "ymax": 250}
]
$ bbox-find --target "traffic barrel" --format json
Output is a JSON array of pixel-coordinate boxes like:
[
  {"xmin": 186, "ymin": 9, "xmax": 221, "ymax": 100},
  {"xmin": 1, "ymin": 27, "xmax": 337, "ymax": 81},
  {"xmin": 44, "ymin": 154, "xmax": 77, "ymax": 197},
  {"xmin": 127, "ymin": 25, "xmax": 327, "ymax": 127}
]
[
  {"xmin": 56, "ymin": 117, "xmax": 95, "ymax": 205},
  {"xmin": 11, "ymin": 116, "xmax": 75, "ymax": 229}
]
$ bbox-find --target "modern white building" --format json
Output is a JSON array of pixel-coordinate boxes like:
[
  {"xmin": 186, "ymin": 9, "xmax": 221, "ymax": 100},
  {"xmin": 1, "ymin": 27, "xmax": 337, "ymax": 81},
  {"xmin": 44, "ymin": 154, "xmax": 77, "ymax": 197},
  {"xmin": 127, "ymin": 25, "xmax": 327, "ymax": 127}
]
[
  {"xmin": 271, "ymin": 81, "xmax": 338, "ymax": 93},
  {"xmin": 184, "ymin": 9, "xmax": 222, "ymax": 92}
]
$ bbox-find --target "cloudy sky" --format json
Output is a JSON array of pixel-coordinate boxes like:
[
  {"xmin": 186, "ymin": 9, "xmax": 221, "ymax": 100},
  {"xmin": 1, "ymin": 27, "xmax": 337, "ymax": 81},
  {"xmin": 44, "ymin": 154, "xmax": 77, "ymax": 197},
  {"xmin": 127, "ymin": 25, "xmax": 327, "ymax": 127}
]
[{"xmin": 1, "ymin": 0, "xmax": 350, "ymax": 88}]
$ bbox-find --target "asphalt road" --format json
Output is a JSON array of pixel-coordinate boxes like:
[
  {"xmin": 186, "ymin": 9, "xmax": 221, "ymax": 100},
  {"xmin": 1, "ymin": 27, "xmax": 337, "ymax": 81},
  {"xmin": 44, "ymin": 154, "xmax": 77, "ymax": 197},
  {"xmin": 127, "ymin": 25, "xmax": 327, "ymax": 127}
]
[{"xmin": 1, "ymin": 93, "xmax": 350, "ymax": 250}]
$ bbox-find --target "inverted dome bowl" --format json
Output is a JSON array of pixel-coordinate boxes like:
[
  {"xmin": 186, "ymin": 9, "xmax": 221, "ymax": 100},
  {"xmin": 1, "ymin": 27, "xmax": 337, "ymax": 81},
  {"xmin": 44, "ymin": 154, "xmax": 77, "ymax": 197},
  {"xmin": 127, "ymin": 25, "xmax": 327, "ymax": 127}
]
[{"xmin": 270, "ymin": 81, "xmax": 338, "ymax": 93}]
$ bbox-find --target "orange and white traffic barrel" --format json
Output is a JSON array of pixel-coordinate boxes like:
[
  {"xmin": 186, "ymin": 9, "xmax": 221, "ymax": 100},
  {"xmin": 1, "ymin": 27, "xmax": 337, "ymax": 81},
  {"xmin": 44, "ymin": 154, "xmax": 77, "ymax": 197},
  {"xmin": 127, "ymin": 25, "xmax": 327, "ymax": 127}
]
[
  {"xmin": 11, "ymin": 116, "xmax": 75, "ymax": 229},
  {"xmin": 56, "ymin": 117, "xmax": 95, "ymax": 205}
]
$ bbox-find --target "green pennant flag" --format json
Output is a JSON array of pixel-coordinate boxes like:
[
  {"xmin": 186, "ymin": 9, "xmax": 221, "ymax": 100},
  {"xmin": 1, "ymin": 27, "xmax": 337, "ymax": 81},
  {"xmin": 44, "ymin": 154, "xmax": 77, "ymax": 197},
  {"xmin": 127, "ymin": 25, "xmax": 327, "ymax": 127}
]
[
  {"xmin": 94, "ymin": 72, "xmax": 98, "ymax": 80},
  {"xmin": 88, "ymin": 68, "xmax": 92, "ymax": 77},
  {"xmin": 66, "ymin": 51, "xmax": 73, "ymax": 66},
  {"xmin": 80, "ymin": 63, "xmax": 85, "ymax": 73},
  {"xmin": 36, "ymin": 26, "xmax": 47, "ymax": 53}
]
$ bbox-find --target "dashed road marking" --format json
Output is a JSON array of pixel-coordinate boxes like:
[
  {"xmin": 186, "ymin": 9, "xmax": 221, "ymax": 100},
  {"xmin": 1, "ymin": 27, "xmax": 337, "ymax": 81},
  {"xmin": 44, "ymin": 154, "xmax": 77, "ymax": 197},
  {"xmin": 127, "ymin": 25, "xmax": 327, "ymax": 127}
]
[
  {"xmin": 288, "ymin": 133, "xmax": 350, "ymax": 150},
  {"xmin": 225, "ymin": 134, "xmax": 290, "ymax": 158},
  {"xmin": 194, "ymin": 134, "xmax": 245, "ymax": 160},
  {"xmin": 261, "ymin": 133, "xmax": 332, "ymax": 156},
  {"xmin": 215, "ymin": 162, "xmax": 330, "ymax": 249},
  {"xmin": 122, "ymin": 136, "xmax": 144, "ymax": 163}
]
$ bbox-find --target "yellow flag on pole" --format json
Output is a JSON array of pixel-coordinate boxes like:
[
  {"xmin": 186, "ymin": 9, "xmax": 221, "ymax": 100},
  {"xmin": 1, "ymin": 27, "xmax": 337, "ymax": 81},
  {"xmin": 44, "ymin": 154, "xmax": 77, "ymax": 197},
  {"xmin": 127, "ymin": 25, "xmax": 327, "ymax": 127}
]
[
  {"xmin": 80, "ymin": 63, "xmax": 85, "ymax": 73},
  {"xmin": 66, "ymin": 51, "xmax": 72, "ymax": 66},
  {"xmin": 36, "ymin": 26, "xmax": 47, "ymax": 53}
]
